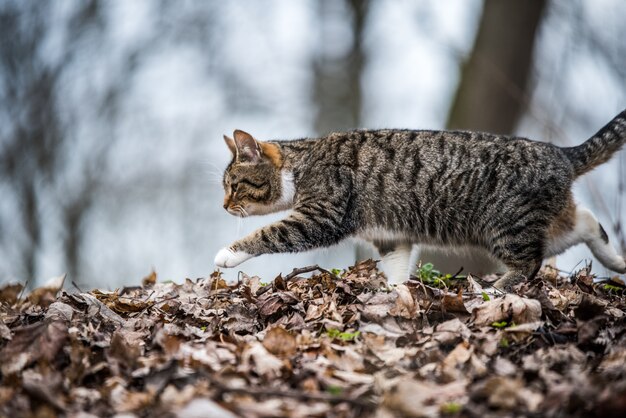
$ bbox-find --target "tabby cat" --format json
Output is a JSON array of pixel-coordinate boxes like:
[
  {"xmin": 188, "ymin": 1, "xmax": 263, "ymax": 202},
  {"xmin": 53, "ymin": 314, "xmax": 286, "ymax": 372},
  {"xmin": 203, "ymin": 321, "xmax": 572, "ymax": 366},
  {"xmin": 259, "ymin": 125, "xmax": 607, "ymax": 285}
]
[{"xmin": 215, "ymin": 110, "xmax": 626, "ymax": 291}]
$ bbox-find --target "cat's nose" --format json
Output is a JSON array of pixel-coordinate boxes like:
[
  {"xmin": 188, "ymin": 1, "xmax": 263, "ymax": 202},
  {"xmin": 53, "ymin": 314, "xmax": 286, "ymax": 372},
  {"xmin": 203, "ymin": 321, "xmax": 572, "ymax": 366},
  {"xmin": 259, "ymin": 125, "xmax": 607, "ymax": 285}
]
[{"xmin": 223, "ymin": 202, "xmax": 228, "ymax": 209}]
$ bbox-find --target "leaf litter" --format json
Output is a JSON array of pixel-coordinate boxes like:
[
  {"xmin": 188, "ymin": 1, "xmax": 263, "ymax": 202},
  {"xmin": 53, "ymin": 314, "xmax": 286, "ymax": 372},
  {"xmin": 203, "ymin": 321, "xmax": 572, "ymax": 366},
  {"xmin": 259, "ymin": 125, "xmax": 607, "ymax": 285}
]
[{"xmin": 1, "ymin": 261, "xmax": 626, "ymax": 417}]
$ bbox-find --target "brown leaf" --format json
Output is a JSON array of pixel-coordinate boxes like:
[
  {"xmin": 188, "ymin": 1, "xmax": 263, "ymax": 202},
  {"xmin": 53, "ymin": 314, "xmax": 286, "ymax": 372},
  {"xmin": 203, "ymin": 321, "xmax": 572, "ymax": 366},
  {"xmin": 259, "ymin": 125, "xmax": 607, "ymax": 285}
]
[
  {"xmin": 0, "ymin": 282, "xmax": 23, "ymax": 305},
  {"xmin": 442, "ymin": 289, "xmax": 468, "ymax": 314},
  {"xmin": 142, "ymin": 270, "xmax": 157, "ymax": 286},
  {"xmin": 0, "ymin": 320, "xmax": 68, "ymax": 375},
  {"xmin": 45, "ymin": 301, "xmax": 75, "ymax": 322},
  {"xmin": 383, "ymin": 377, "xmax": 467, "ymax": 418},
  {"xmin": 27, "ymin": 274, "xmax": 65, "ymax": 308},
  {"xmin": 22, "ymin": 369, "xmax": 66, "ymax": 412},
  {"xmin": 574, "ymin": 294, "xmax": 607, "ymax": 320},
  {"xmin": 433, "ymin": 318, "xmax": 471, "ymax": 345},
  {"xmin": 476, "ymin": 376, "xmax": 543, "ymax": 412},
  {"xmin": 263, "ymin": 326, "xmax": 297, "ymax": 357},
  {"xmin": 441, "ymin": 341, "xmax": 472, "ymax": 381},
  {"xmin": 0, "ymin": 321, "xmax": 11, "ymax": 341},
  {"xmin": 92, "ymin": 289, "xmax": 151, "ymax": 313},
  {"xmin": 222, "ymin": 304, "xmax": 259, "ymax": 334},
  {"xmin": 72, "ymin": 292, "xmax": 125, "ymax": 325},
  {"xmin": 389, "ymin": 284, "xmax": 420, "ymax": 318},
  {"xmin": 241, "ymin": 342, "xmax": 284, "ymax": 378},
  {"xmin": 176, "ymin": 398, "xmax": 239, "ymax": 418},
  {"xmin": 256, "ymin": 291, "xmax": 300, "ymax": 317},
  {"xmin": 472, "ymin": 294, "xmax": 541, "ymax": 326},
  {"xmin": 109, "ymin": 330, "xmax": 143, "ymax": 368},
  {"xmin": 109, "ymin": 383, "xmax": 153, "ymax": 413}
]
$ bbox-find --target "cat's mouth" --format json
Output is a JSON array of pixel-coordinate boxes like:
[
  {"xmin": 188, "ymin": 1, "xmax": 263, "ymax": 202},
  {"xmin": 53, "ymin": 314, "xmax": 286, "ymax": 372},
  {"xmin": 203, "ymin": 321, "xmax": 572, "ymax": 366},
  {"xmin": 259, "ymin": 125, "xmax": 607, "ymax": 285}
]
[{"xmin": 227, "ymin": 205, "xmax": 249, "ymax": 218}]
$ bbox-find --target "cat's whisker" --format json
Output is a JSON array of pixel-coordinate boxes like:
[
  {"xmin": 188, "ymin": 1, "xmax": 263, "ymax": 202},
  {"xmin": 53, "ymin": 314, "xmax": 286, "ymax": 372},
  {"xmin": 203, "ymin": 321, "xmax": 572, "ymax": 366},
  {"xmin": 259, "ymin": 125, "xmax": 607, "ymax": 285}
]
[
  {"xmin": 200, "ymin": 161, "xmax": 226, "ymax": 184},
  {"xmin": 207, "ymin": 178, "xmax": 223, "ymax": 186}
]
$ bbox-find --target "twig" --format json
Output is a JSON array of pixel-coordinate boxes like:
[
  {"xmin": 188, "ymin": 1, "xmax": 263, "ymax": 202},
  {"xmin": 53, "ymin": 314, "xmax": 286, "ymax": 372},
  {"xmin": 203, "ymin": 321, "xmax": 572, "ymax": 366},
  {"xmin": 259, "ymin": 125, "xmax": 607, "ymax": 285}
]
[
  {"xmin": 204, "ymin": 373, "xmax": 375, "ymax": 409},
  {"xmin": 71, "ymin": 280, "xmax": 83, "ymax": 293},
  {"xmin": 449, "ymin": 266, "xmax": 464, "ymax": 280},
  {"xmin": 256, "ymin": 265, "xmax": 339, "ymax": 297},
  {"xmin": 284, "ymin": 265, "xmax": 338, "ymax": 281},
  {"xmin": 469, "ymin": 274, "xmax": 506, "ymax": 296},
  {"xmin": 17, "ymin": 278, "xmax": 30, "ymax": 302},
  {"xmin": 139, "ymin": 295, "xmax": 179, "ymax": 315}
]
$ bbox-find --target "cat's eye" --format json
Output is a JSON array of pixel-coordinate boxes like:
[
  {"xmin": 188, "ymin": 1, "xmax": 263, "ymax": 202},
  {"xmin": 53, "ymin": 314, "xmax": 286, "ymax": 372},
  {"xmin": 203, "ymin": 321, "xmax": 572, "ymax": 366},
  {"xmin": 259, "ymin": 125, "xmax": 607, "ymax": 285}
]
[{"xmin": 241, "ymin": 179, "xmax": 264, "ymax": 189}]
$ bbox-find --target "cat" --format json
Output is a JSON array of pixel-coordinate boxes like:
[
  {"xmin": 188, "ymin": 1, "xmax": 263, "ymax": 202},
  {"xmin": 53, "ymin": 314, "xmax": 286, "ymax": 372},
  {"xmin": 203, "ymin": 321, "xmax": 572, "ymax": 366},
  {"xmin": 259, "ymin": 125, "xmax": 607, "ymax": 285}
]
[{"xmin": 214, "ymin": 110, "xmax": 626, "ymax": 291}]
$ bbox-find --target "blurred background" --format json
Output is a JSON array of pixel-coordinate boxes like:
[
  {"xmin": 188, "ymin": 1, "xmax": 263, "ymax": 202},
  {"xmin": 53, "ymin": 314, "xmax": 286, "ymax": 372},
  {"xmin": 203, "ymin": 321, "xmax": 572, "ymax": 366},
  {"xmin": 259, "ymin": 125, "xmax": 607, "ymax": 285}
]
[{"xmin": 1, "ymin": 0, "xmax": 624, "ymax": 288}]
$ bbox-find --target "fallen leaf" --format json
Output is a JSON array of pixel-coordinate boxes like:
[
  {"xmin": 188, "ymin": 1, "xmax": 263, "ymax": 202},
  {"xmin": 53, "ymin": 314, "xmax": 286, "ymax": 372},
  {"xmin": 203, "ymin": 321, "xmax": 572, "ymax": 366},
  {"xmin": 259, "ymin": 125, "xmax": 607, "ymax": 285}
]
[
  {"xmin": 475, "ymin": 376, "xmax": 543, "ymax": 412},
  {"xmin": 176, "ymin": 398, "xmax": 238, "ymax": 418},
  {"xmin": 389, "ymin": 284, "xmax": 420, "ymax": 318},
  {"xmin": 263, "ymin": 326, "xmax": 297, "ymax": 357},
  {"xmin": 441, "ymin": 341, "xmax": 472, "ymax": 381},
  {"xmin": 241, "ymin": 342, "xmax": 285, "ymax": 378},
  {"xmin": 142, "ymin": 270, "xmax": 157, "ymax": 286},
  {"xmin": 0, "ymin": 282, "xmax": 24, "ymax": 305},
  {"xmin": 27, "ymin": 274, "xmax": 65, "ymax": 308},
  {"xmin": 0, "ymin": 320, "xmax": 68, "ymax": 375},
  {"xmin": 472, "ymin": 294, "xmax": 541, "ymax": 326},
  {"xmin": 442, "ymin": 289, "xmax": 468, "ymax": 314},
  {"xmin": 383, "ymin": 377, "xmax": 467, "ymax": 418}
]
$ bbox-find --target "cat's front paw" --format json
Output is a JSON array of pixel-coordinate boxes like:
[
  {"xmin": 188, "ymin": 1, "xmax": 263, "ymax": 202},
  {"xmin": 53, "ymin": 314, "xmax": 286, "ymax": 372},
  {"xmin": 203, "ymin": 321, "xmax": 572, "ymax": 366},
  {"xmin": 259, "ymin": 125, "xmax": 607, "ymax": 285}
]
[{"xmin": 214, "ymin": 247, "xmax": 253, "ymax": 268}]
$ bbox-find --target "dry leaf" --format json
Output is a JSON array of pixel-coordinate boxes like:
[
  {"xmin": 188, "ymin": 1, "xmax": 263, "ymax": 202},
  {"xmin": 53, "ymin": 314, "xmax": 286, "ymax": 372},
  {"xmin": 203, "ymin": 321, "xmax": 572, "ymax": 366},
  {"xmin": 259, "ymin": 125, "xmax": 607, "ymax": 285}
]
[
  {"xmin": 383, "ymin": 377, "xmax": 467, "ymax": 418},
  {"xmin": 1, "ymin": 261, "xmax": 625, "ymax": 417},
  {"xmin": 1, "ymin": 320, "xmax": 68, "ymax": 375},
  {"xmin": 472, "ymin": 294, "xmax": 541, "ymax": 326},
  {"xmin": 262, "ymin": 326, "xmax": 297, "ymax": 357},
  {"xmin": 442, "ymin": 289, "xmax": 468, "ymax": 314},
  {"xmin": 389, "ymin": 284, "xmax": 420, "ymax": 318},
  {"xmin": 142, "ymin": 270, "xmax": 157, "ymax": 286},
  {"xmin": 0, "ymin": 282, "xmax": 24, "ymax": 305},
  {"xmin": 27, "ymin": 274, "xmax": 65, "ymax": 307}
]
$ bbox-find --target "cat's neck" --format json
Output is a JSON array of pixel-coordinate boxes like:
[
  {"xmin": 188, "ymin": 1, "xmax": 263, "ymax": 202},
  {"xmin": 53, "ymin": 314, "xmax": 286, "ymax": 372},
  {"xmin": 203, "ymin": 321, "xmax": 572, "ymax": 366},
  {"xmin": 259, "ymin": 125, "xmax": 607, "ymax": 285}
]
[
  {"xmin": 272, "ymin": 137, "xmax": 319, "ymax": 172},
  {"xmin": 276, "ymin": 170, "xmax": 296, "ymax": 209}
]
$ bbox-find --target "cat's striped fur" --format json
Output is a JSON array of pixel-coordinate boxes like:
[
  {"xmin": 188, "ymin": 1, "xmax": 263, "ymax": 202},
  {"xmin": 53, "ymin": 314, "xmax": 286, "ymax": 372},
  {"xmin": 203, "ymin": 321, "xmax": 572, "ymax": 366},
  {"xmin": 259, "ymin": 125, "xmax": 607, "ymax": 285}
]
[{"xmin": 215, "ymin": 110, "xmax": 626, "ymax": 291}]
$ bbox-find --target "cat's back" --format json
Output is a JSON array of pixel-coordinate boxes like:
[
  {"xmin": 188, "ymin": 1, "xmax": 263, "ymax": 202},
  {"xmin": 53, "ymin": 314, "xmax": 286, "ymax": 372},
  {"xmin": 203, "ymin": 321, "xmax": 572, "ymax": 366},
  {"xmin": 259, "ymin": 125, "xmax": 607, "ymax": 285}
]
[
  {"xmin": 313, "ymin": 129, "xmax": 570, "ymax": 174},
  {"xmin": 280, "ymin": 129, "xmax": 573, "ymax": 187}
]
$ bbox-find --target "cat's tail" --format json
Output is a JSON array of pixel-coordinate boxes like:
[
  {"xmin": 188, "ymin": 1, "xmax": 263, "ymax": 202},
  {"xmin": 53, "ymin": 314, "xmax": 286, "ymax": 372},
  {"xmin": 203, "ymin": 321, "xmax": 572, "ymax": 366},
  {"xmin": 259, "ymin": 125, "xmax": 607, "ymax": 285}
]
[{"xmin": 563, "ymin": 109, "xmax": 626, "ymax": 177}]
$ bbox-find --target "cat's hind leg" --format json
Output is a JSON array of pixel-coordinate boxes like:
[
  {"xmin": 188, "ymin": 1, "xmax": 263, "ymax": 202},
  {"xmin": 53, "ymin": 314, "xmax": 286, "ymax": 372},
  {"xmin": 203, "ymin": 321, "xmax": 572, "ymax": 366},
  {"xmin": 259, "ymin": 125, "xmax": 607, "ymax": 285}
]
[
  {"xmin": 493, "ymin": 261, "xmax": 542, "ymax": 292},
  {"xmin": 547, "ymin": 206, "xmax": 626, "ymax": 273},
  {"xmin": 491, "ymin": 233, "xmax": 544, "ymax": 292},
  {"xmin": 373, "ymin": 241, "xmax": 413, "ymax": 284}
]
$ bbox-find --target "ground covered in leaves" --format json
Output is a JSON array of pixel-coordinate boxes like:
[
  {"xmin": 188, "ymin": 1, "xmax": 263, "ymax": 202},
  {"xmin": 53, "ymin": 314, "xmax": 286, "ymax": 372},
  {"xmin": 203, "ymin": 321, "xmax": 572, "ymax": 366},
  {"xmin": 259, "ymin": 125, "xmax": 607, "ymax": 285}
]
[{"xmin": 2, "ymin": 261, "xmax": 626, "ymax": 418}]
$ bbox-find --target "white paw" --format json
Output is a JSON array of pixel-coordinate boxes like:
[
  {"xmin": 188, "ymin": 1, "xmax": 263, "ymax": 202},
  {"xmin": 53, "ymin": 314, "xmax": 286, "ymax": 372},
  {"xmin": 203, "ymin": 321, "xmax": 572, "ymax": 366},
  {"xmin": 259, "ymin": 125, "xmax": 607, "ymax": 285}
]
[
  {"xmin": 617, "ymin": 257, "xmax": 626, "ymax": 274},
  {"xmin": 214, "ymin": 247, "xmax": 253, "ymax": 268},
  {"xmin": 604, "ymin": 255, "xmax": 626, "ymax": 274}
]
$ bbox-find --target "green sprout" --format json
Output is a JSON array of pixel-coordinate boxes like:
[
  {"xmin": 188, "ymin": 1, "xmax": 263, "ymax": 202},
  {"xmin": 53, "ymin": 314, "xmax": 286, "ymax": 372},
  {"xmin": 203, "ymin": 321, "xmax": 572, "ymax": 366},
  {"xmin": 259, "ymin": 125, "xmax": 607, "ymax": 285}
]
[
  {"xmin": 602, "ymin": 283, "xmax": 623, "ymax": 292},
  {"xmin": 440, "ymin": 402, "xmax": 462, "ymax": 414},
  {"xmin": 331, "ymin": 268, "xmax": 343, "ymax": 277},
  {"xmin": 325, "ymin": 328, "xmax": 361, "ymax": 341},
  {"xmin": 416, "ymin": 262, "xmax": 467, "ymax": 288},
  {"xmin": 326, "ymin": 385, "xmax": 343, "ymax": 396}
]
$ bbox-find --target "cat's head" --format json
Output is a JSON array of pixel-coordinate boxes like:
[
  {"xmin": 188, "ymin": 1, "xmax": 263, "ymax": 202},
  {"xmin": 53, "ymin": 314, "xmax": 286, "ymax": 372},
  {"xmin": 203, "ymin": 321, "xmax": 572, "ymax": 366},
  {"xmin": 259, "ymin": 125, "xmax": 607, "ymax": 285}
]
[{"xmin": 221, "ymin": 130, "xmax": 293, "ymax": 217}]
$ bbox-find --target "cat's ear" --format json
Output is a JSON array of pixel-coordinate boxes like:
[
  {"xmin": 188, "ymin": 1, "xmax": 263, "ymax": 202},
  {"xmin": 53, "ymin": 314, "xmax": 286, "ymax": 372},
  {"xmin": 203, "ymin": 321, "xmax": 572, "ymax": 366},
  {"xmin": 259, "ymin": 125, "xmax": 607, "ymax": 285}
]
[
  {"xmin": 233, "ymin": 129, "xmax": 262, "ymax": 163},
  {"xmin": 223, "ymin": 135, "xmax": 237, "ymax": 156}
]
